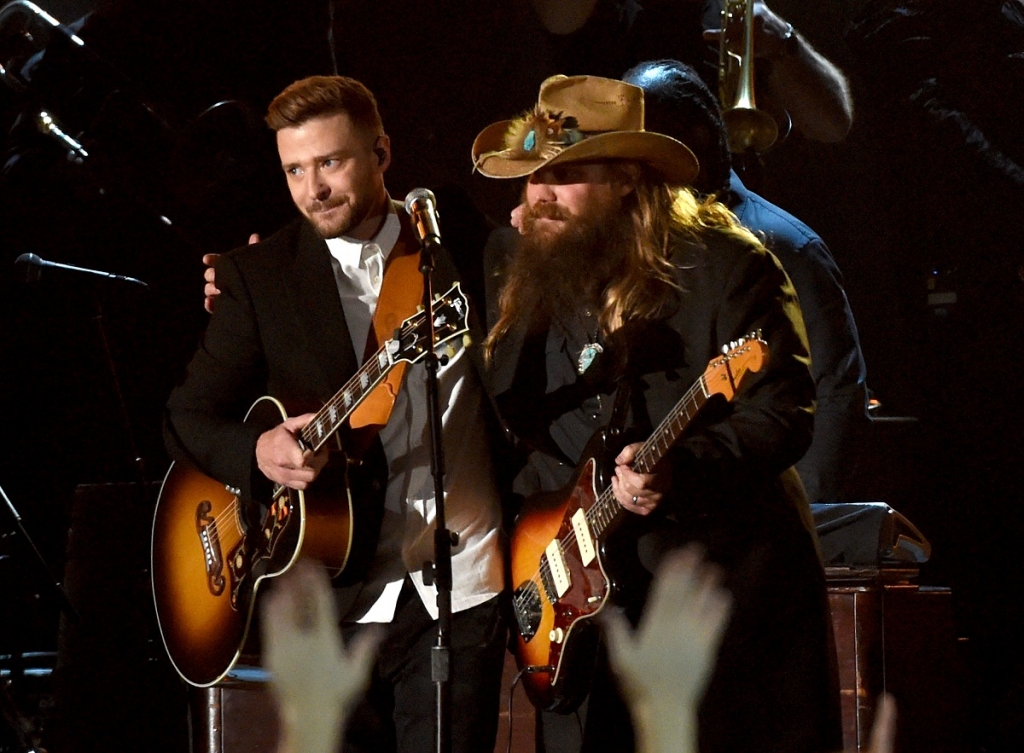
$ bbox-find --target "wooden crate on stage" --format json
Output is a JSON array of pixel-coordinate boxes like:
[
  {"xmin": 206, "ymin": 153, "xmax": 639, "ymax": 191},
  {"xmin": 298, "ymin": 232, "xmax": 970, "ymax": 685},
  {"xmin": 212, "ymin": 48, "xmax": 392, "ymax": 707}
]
[
  {"xmin": 827, "ymin": 566, "xmax": 965, "ymax": 753},
  {"xmin": 191, "ymin": 666, "xmax": 279, "ymax": 753}
]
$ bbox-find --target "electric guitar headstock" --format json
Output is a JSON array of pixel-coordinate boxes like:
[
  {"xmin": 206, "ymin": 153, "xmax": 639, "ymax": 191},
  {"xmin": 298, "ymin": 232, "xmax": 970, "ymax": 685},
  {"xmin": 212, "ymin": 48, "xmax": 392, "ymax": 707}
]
[{"xmin": 703, "ymin": 331, "xmax": 770, "ymax": 401}]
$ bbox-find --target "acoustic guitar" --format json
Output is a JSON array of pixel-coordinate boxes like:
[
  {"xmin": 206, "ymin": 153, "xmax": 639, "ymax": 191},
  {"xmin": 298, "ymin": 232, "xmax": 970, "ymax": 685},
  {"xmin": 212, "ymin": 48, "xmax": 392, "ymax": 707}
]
[{"xmin": 151, "ymin": 283, "xmax": 469, "ymax": 687}]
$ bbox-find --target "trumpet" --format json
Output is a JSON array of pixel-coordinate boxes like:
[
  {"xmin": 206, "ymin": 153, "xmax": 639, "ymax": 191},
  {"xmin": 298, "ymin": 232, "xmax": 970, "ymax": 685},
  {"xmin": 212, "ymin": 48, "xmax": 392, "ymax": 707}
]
[{"xmin": 718, "ymin": 0, "xmax": 778, "ymax": 154}]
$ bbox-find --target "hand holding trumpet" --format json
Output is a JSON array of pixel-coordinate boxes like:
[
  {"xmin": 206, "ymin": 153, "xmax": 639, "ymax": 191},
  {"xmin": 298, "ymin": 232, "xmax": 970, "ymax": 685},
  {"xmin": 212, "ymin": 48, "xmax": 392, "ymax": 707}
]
[
  {"xmin": 708, "ymin": 0, "xmax": 853, "ymax": 144},
  {"xmin": 703, "ymin": 1, "xmax": 796, "ymax": 60}
]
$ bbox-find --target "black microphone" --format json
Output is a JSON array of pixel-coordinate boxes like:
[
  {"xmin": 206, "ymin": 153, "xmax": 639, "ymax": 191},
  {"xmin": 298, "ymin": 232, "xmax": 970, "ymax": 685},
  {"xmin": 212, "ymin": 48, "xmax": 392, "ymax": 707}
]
[
  {"xmin": 403, "ymin": 188, "xmax": 442, "ymax": 248},
  {"xmin": 14, "ymin": 253, "xmax": 148, "ymax": 287}
]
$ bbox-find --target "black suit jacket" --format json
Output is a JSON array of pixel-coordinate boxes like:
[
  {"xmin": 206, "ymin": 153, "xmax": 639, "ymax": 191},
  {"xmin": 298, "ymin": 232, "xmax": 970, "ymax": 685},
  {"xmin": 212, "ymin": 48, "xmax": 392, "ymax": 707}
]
[
  {"xmin": 483, "ymin": 226, "xmax": 815, "ymax": 527},
  {"xmin": 164, "ymin": 211, "xmax": 468, "ymax": 505}
]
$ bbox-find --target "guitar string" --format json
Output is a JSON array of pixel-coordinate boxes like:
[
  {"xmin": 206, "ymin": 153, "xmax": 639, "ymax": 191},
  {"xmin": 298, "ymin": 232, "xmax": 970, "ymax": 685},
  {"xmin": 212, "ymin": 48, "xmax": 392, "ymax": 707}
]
[
  {"xmin": 199, "ymin": 302, "xmax": 465, "ymax": 559},
  {"xmin": 513, "ymin": 378, "xmax": 703, "ymax": 613},
  {"xmin": 300, "ymin": 314, "xmax": 425, "ymax": 449},
  {"xmin": 512, "ymin": 344, "xmax": 758, "ymax": 620},
  {"xmin": 299, "ymin": 303, "xmax": 466, "ymax": 450},
  {"xmin": 569, "ymin": 344, "xmax": 757, "ymax": 553},
  {"xmin": 179, "ymin": 299, "xmax": 470, "ymax": 602},
  {"xmin": 201, "ymin": 314, "xmax": 425, "ymax": 537},
  {"xmin": 511, "ymin": 375, "xmax": 708, "ymax": 616},
  {"xmin": 200, "ymin": 352, "xmax": 385, "ymax": 537},
  {"xmin": 200, "ymin": 328, "xmax": 398, "ymax": 538},
  {"xmin": 575, "ymin": 380, "xmax": 703, "ymax": 541},
  {"xmin": 575, "ymin": 385, "xmax": 706, "ymax": 555}
]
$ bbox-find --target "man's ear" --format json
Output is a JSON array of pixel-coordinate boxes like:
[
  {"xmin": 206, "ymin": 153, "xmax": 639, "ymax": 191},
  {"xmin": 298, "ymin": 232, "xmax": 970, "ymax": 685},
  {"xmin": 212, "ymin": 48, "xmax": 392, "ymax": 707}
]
[
  {"xmin": 373, "ymin": 134, "xmax": 391, "ymax": 170},
  {"xmin": 613, "ymin": 162, "xmax": 642, "ymax": 197}
]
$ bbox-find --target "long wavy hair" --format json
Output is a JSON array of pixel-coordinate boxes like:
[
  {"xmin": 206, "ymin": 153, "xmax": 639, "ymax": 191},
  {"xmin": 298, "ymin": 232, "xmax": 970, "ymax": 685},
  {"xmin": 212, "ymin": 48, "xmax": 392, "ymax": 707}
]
[{"xmin": 484, "ymin": 164, "xmax": 761, "ymax": 361}]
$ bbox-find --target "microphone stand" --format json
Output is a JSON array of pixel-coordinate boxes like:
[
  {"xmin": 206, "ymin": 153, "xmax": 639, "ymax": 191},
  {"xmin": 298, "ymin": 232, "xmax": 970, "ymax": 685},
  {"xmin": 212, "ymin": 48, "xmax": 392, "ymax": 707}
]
[
  {"xmin": 13, "ymin": 254, "xmax": 150, "ymax": 488},
  {"xmin": 411, "ymin": 213, "xmax": 456, "ymax": 753},
  {"xmin": 1, "ymin": 480, "xmax": 80, "ymax": 753},
  {"xmin": 91, "ymin": 295, "xmax": 149, "ymax": 487},
  {"xmin": 0, "ymin": 483, "xmax": 81, "ymax": 627}
]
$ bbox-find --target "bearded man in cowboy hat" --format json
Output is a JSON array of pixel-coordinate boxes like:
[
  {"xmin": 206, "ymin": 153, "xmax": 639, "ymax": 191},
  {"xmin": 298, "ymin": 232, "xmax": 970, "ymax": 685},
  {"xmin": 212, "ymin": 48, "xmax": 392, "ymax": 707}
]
[{"xmin": 475, "ymin": 75, "xmax": 841, "ymax": 753}]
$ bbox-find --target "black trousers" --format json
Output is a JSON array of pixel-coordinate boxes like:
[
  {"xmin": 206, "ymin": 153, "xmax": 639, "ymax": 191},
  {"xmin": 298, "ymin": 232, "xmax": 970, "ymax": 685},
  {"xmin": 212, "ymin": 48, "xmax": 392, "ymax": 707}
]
[
  {"xmin": 537, "ymin": 510, "xmax": 842, "ymax": 753},
  {"xmin": 340, "ymin": 579, "xmax": 507, "ymax": 753}
]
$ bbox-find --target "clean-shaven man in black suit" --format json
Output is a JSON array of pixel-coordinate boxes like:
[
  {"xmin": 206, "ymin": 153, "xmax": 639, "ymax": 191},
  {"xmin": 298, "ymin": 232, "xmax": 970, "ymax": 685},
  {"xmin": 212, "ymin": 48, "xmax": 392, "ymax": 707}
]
[{"xmin": 165, "ymin": 75, "xmax": 506, "ymax": 753}]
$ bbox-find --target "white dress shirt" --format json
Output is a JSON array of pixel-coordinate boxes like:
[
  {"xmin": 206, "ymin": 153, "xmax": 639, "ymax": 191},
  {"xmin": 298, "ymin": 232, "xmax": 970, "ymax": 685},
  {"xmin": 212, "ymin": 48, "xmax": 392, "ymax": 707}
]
[{"xmin": 324, "ymin": 204, "xmax": 503, "ymax": 622}]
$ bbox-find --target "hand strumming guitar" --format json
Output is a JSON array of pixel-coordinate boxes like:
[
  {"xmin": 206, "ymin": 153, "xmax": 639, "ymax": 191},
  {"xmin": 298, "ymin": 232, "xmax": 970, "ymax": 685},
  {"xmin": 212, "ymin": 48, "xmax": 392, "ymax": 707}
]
[
  {"xmin": 256, "ymin": 415, "xmax": 329, "ymax": 490},
  {"xmin": 612, "ymin": 442, "xmax": 672, "ymax": 516}
]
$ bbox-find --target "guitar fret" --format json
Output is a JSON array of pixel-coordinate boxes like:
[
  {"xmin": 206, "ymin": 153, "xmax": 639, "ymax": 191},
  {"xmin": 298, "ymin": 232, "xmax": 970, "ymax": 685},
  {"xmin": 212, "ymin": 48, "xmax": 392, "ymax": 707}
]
[
  {"xmin": 604, "ymin": 497, "xmax": 616, "ymax": 527},
  {"xmin": 590, "ymin": 493, "xmax": 618, "ymax": 537}
]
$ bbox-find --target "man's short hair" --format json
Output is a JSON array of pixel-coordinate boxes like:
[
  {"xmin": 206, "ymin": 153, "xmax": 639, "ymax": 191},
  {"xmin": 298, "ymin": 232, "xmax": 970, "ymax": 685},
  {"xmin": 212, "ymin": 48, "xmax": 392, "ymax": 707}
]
[
  {"xmin": 266, "ymin": 75, "xmax": 383, "ymax": 135},
  {"xmin": 621, "ymin": 60, "xmax": 732, "ymax": 195}
]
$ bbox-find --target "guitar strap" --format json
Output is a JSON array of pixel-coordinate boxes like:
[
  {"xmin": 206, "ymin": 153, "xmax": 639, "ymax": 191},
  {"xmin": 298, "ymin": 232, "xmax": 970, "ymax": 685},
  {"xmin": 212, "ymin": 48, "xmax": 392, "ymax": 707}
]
[
  {"xmin": 349, "ymin": 212, "xmax": 424, "ymax": 431},
  {"xmin": 606, "ymin": 376, "xmax": 633, "ymax": 443}
]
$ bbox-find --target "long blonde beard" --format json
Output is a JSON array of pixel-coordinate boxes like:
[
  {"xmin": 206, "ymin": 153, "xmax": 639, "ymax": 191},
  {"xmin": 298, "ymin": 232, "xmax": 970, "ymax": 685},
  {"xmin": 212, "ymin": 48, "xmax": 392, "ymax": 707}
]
[
  {"xmin": 484, "ymin": 174, "xmax": 758, "ymax": 363},
  {"xmin": 483, "ymin": 200, "xmax": 652, "ymax": 372}
]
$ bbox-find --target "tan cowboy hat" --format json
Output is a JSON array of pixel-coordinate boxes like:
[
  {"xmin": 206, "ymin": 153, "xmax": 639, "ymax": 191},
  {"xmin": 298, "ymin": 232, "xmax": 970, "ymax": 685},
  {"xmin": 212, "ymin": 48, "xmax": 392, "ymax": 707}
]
[{"xmin": 472, "ymin": 74, "xmax": 698, "ymax": 184}]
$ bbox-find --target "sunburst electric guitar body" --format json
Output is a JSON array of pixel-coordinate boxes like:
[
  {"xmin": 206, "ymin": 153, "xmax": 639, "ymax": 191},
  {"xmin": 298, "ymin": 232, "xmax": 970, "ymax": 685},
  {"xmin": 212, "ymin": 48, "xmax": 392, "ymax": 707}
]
[{"xmin": 509, "ymin": 336, "xmax": 769, "ymax": 712}]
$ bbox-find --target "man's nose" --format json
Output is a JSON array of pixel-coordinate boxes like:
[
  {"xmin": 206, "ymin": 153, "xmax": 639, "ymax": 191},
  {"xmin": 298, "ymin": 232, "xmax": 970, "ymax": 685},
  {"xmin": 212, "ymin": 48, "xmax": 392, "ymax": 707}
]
[
  {"xmin": 528, "ymin": 179, "xmax": 556, "ymax": 203},
  {"xmin": 308, "ymin": 170, "xmax": 330, "ymax": 201}
]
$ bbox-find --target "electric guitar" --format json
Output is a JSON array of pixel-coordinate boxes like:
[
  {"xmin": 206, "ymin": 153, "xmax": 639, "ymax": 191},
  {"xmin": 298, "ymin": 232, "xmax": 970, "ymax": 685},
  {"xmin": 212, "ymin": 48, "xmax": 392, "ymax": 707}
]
[
  {"xmin": 151, "ymin": 283, "xmax": 470, "ymax": 687},
  {"xmin": 509, "ymin": 335, "xmax": 769, "ymax": 712}
]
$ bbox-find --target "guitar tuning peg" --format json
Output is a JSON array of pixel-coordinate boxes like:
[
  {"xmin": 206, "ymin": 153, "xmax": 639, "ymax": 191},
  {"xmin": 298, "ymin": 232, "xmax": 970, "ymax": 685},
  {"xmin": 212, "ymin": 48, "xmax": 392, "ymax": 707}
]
[
  {"xmin": 416, "ymin": 304, "xmax": 425, "ymax": 313},
  {"xmin": 721, "ymin": 344, "xmax": 729, "ymax": 354},
  {"xmin": 463, "ymin": 334, "xmax": 473, "ymax": 348},
  {"xmin": 445, "ymin": 344, "xmax": 456, "ymax": 358}
]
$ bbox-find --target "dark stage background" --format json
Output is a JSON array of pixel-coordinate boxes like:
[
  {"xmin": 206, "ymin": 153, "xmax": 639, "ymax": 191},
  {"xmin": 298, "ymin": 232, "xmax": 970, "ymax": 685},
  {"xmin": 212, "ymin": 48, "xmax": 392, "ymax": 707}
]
[{"xmin": 1, "ymin": 1, "xmax": 1022, "ymax": 751}]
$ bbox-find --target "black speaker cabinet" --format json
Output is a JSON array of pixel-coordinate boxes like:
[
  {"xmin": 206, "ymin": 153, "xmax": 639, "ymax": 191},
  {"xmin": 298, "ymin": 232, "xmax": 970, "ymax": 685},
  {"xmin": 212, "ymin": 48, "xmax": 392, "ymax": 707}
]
[{"xmin": 49, "ymin": 482, "xmax": 189, "ymax": 753}]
